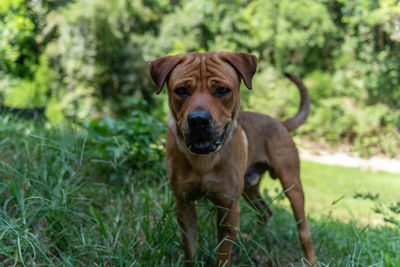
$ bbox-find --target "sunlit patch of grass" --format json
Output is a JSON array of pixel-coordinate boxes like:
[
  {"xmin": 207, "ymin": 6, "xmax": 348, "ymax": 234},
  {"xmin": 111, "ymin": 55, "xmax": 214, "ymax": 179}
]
[{"xmin": 261, "ymin": 161, "xmax": 400, "ymax": 226}]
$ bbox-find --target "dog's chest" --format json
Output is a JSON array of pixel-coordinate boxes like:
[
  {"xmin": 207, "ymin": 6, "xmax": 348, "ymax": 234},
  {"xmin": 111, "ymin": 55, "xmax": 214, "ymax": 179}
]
[
  {"xmin": 177, "ymin": 166, "xmax": 241, "ymax": 202},
  {"xmin": 186, "ymin": 171, "xmax": 220, "ymax": 195}
]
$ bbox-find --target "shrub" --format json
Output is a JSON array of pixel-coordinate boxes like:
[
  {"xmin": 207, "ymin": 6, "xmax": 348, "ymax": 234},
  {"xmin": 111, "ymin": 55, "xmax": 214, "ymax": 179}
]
[
  {"xmin": 244, "ymin": 69, "xmax": 400, "ymax": 157},
  {"xmin": 81, "ymin": 107, "xmax": 166, "ymax": 184}
]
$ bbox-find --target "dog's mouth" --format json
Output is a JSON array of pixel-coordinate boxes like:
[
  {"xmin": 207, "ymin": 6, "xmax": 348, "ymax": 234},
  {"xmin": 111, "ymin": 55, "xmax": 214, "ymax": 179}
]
[{"xmin": 186, "ymin": 124, "xmax": 228, "ymax": 154}]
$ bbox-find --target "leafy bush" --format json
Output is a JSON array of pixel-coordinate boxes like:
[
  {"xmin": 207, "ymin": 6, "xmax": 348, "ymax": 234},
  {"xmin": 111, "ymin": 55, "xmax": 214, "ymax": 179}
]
[
  {"xmin": 244, "ymin": 68, "xmax": 400, "ymax": 157},
  {"xmin": 81, "ymin": 107, "xmax": 166, "ymax": 184},
  {"xmin": 36, "ymin": 0, "xmax": 168, "ymax": 118},
  {"xmin": 0, "ymin": 0, "xmax": 37, "ymax": 78},
  {"xmin": 301, "ymin": 71, "xmax": 400, "ymax": 157}
]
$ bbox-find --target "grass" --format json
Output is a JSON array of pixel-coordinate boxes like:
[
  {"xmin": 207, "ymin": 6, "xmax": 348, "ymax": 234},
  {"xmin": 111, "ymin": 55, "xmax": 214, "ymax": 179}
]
[
  {"xmin": 0, "ymin": 116, "xmax": 399, "ymax": 266},
  {"xmin": 262, "ymin": 161, "xmax": 400, "ymax": 225}
]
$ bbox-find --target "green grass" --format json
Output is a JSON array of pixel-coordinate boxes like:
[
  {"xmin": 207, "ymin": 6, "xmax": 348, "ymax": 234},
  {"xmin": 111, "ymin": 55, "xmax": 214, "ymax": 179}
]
[
  {"xmin": 262, "ymin": 161, "xmax": 400, "ymax": 225},
  {"xmin": 0, "ymin": 116, "xmax": 399, "ymax": 266}
]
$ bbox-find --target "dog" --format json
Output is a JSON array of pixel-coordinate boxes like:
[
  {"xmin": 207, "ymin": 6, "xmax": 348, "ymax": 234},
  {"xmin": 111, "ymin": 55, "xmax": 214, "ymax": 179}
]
[{"xmin": 149, "ymin": 52, "xmax": 316, "ymax": 266}]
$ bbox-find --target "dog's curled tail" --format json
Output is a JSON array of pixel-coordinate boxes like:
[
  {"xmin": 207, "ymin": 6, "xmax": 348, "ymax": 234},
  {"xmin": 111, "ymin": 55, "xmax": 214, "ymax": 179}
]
[{"xmin": 282, "ymin": 73, "xmax": 310, "ymax": 132}]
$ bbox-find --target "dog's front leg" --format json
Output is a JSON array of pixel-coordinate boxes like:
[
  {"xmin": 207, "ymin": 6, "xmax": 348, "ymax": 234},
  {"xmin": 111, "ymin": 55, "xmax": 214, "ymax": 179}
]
[
  {"xmin": 176, "ymin": 200, "xmax": 198, "ymax": 266},
  {"xmin": 214, "ymin": 200, "xmax": 240, "ymax": 267}
]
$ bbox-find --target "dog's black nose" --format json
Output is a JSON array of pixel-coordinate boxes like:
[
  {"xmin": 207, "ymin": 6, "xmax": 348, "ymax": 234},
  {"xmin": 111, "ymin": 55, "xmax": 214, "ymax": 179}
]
[{"xmin": 187, "ymin": 110, "xmax": 212, "ymax": 129}]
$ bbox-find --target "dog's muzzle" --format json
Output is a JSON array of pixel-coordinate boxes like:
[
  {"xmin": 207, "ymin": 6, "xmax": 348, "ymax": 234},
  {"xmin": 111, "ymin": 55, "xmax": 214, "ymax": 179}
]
[{"xmin": 185, "ymin": 111, "xmax": 228, "ymax": 154}]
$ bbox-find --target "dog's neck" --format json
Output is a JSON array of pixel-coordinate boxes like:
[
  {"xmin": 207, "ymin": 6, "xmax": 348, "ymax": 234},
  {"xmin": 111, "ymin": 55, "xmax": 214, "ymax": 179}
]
[{"xmin": 167, "ymin": 112, "xmax": 238, "ymax": 173}]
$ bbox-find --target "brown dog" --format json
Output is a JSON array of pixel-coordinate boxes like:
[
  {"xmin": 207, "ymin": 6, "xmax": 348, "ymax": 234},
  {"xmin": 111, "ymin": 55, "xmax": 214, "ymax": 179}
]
[{"xmin": 149, "ymin": 52, "xmax": 316, "ymax": 266}]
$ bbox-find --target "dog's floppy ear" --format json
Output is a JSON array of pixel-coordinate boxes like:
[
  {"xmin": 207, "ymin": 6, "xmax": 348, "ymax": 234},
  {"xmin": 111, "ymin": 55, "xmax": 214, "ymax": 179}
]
[
  {"xmin": 220, "ymin": 52, "xmax": 257, "ymax": 89},
  {"xmin": 149, "ymin": 55, "xmax": 184, "ymax": 94}
]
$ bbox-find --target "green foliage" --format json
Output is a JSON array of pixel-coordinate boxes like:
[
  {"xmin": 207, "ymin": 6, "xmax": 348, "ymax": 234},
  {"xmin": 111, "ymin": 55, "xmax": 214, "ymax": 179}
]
[
  {"xmin": 0, "ymin": 0, "xmax": 36, "ymax": 78},
  {"xmin": 81, "ymin": 105, "xmax": 166, "ymax": 183},
  {"xmin": 160, "ymin": 0, "xmax": 337, "ymax": 73},
  {"xmin": 298, "ymin": 96, "xmax": 399, "ymax": 156},
  {"xmin": 334, "ymin": 0, "xmax": 400, "ymax": 109},
  {"xmin": 1, "ymin": 2, "xmax": 400, "ymax": 265},
  {"xmin": 0, "ymin": 0, "xmax": 399, "ymax": 156},
  {"xmin": 37, "ymin": 0, "xmax": 168, "ymax": 117},
  {"xmin": 0, "ymin": 115, "xmax": 176, "ymax": 265},
  {"xmin": 2, "ymin": 55, "xmax": 56, "ymax": 108}
]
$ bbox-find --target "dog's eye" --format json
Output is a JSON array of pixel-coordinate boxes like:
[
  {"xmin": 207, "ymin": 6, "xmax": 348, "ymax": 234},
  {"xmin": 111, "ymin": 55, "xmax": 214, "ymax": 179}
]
[
  {"xmin": 174, "ymin": 87, "xmax": 189, "ymax": 99},
  {"xmin": 214, "ymin": 87, "xmax": 231, "ymax": 98}
]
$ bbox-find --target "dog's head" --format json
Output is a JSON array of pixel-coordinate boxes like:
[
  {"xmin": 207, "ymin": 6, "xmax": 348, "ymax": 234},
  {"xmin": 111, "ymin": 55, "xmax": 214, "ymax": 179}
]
[{"xmin": 149, "ymin": 52, "xmax": 257, "ymax": 154}]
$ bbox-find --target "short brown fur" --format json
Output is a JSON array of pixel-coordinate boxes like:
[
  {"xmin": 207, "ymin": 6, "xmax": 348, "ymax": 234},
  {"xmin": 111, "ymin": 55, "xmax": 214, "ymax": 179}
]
[{"xmin": 149, "ymin": 52, "xmax": 316, "ymax": 266}]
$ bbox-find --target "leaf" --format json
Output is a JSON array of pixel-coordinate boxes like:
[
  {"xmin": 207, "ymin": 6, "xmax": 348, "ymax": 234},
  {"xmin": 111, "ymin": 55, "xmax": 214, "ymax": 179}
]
[{"xmin": 90, "ymin": 204, "xmax": 107, "ymax": 239}]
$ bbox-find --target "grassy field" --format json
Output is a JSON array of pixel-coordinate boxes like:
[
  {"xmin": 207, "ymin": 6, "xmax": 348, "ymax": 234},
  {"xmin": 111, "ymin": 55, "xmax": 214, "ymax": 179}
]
[{"xmin": 0, "ymin": 116, "xmax": 399, "ymax": 266}]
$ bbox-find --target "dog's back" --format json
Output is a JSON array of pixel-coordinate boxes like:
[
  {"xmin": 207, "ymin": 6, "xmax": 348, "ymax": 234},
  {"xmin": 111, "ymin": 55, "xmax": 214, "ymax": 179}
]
[{"xmin": 238, "ymin": 73, "xmax": 310, "ymax": 174}]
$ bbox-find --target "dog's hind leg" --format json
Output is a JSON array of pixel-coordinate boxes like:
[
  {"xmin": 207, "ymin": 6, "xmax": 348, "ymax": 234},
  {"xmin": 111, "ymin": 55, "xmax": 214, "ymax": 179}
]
[
  {"xmin": 243, "ymin": 162, "xmax": 274, "ymax": 225},
  {"xmin": 279, "ymin": 170, "xmax": 316, "ymax": 265},
  {"xmin": 243, "ymin": 183, "xmax": 273, "ymax": 225},
  {"xmin": 269, "ymin": 146, "xmax": 317, "ymax": 265}
]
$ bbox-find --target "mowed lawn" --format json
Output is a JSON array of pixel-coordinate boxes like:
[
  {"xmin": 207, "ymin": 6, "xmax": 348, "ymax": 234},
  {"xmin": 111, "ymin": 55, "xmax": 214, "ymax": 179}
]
[{"xmin": 261, "ymin": 161, "xmax": 400, "ymax": 225}]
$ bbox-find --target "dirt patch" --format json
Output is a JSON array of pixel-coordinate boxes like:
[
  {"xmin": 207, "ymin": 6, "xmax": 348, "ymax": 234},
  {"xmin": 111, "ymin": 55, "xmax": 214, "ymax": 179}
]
[{"xmin": 300, "ymin": 148, "xmax": 400, "ymax": 174}]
